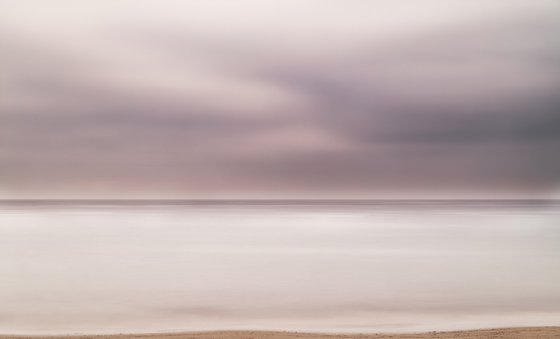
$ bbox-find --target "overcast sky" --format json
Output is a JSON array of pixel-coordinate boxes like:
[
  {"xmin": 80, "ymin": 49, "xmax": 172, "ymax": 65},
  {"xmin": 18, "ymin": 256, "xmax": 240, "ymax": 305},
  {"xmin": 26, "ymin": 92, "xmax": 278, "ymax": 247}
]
[{"xmin": 1, "ymin": 0, "xmax": 559, "ymax": 199}]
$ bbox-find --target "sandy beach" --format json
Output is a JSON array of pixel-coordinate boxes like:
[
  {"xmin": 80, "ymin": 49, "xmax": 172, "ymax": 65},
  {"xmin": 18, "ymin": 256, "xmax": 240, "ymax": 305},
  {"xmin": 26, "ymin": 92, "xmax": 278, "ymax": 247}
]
[{"xmin": 1, "ymin": 327, "xmax": 560, "ymax": 339}]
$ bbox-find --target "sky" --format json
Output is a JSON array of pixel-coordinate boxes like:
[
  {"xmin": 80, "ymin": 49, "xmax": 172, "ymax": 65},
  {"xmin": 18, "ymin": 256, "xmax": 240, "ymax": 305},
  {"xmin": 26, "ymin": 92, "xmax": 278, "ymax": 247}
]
[{"xmin": 1, "ymin": 0, "xmax": 559, "ymax": 199}]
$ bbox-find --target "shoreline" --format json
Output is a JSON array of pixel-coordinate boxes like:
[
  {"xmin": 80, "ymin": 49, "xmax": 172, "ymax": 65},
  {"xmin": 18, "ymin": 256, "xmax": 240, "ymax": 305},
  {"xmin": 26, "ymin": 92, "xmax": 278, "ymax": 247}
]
[{"xmin": 1, "ymin": 327, "xmax": 560, "ymax": 339}]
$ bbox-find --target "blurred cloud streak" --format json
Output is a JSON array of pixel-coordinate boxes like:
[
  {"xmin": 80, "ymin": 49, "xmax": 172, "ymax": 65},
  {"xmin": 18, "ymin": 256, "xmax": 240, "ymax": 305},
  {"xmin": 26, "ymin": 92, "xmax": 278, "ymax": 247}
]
[{"xmin": 1, "ymin": 0, "xmax": 559, "ymax": 198}]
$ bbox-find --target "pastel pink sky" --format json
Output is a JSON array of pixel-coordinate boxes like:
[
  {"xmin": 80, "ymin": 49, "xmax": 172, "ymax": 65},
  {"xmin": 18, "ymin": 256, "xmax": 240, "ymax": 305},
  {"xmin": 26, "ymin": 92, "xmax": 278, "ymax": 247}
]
[{"xmin": 1, "ymin": 0, "xmax": 559, "ymax": 199}]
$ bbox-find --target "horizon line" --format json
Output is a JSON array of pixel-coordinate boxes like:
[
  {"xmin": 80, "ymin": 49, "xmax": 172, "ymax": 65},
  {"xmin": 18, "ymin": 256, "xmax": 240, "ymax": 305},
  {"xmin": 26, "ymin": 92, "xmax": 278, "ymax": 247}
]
[{"xmin": 0, "ymin": 198, "xmax": 558, "ymax": 203}]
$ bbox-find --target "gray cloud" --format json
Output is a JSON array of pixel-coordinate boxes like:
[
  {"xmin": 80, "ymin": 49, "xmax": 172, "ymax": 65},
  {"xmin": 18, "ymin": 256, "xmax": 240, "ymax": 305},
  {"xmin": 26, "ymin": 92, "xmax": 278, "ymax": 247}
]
[{"xmin": 1, "ymin": 1, "xmax": 559, "ymax": 198}]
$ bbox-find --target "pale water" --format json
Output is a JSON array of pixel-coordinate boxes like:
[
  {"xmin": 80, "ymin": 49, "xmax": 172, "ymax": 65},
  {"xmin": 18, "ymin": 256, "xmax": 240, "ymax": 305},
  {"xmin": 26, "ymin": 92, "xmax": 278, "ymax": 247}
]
[{"xmin": 1, "ymin": 200, "xmax": 559, "ymax": 334}]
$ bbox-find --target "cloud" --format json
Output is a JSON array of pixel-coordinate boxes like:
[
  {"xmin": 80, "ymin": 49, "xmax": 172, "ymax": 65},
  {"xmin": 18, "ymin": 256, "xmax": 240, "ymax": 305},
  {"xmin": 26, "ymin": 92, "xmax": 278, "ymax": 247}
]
[{"xmin": 1, "ymin": 1, "xmax": 559, "ymax": 198}]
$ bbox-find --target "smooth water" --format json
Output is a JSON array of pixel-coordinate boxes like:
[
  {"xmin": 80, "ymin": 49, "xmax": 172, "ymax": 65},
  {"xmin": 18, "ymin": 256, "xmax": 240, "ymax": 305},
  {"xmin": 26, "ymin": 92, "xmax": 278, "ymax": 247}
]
[{"xmin": 0, "ymin": 200, "xmax": 559, "ymax": 334}]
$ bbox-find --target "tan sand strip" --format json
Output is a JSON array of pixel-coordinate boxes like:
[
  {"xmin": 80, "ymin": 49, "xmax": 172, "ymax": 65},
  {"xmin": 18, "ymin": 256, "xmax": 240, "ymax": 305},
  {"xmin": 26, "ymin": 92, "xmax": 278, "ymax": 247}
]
[{"xmin": 1, "ymin": 327, "xmax": 560, "ymax": 339}]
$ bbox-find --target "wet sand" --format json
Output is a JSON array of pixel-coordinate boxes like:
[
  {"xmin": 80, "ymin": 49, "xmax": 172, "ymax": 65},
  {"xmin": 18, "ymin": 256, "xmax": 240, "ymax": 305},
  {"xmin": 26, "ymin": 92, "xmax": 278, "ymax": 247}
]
[{"xmin": 2, "ymin": 327, "xmax": 560, "ymax": 339}]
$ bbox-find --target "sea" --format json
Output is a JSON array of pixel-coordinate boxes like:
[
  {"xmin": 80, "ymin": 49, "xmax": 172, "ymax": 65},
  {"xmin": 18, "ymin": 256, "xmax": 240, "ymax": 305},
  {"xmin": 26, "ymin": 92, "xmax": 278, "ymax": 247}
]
[{"xmin": 0, "ymin": 200, "xmax": 559, "ymax": 334}]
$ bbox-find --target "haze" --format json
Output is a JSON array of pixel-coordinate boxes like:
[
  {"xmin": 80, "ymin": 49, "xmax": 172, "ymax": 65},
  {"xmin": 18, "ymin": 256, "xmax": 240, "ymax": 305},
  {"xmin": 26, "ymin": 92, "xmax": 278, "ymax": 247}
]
[{"xmin": 1, "ymin": 0, "xmax": 559, "ymax": 199}]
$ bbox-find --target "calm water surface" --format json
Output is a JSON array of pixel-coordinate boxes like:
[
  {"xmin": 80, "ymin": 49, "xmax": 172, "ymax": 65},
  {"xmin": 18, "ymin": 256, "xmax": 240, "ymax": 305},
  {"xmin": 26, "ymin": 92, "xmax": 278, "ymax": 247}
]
[{"xmin": 0, "ymin": 200, "xmax": 559, "ymax": 334}]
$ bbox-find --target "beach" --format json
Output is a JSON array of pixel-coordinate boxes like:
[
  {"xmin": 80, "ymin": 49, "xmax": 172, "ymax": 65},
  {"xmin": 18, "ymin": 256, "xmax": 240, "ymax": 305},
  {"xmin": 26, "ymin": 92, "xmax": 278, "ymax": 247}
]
[{"xmin": 1, "ymin": 327, "xmax": 560, "ymax": 339}]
